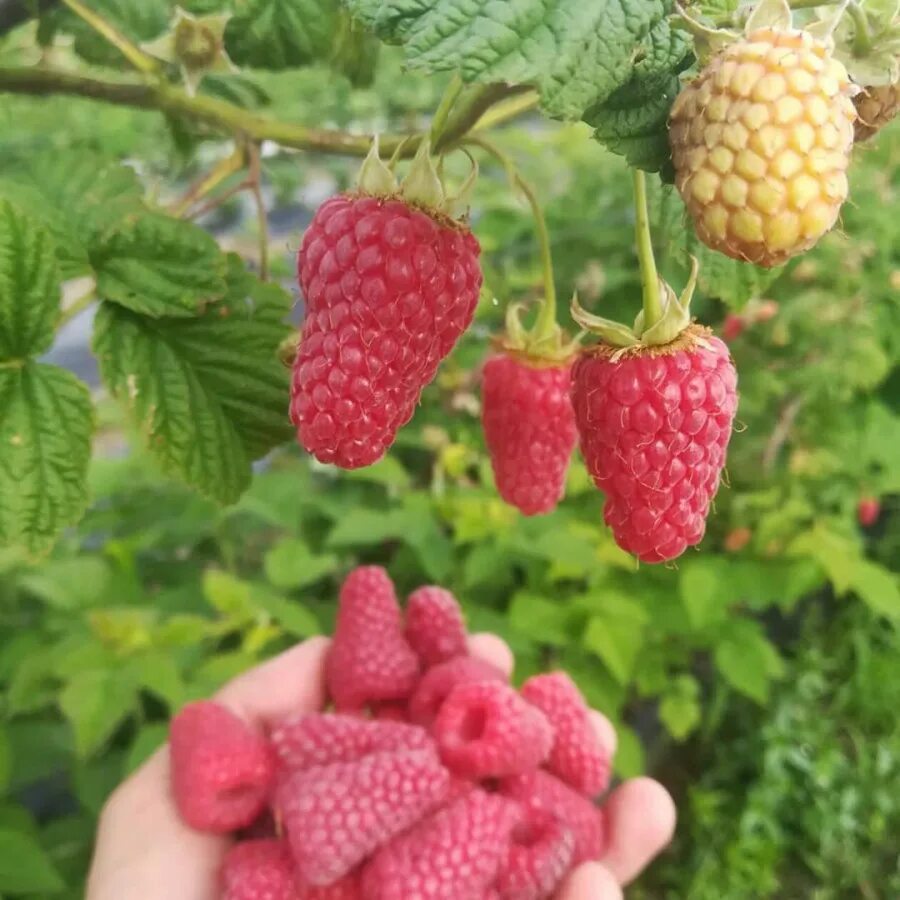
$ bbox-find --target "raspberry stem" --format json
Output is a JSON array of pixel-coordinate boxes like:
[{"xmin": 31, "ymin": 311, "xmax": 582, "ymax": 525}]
[
  {"xmin": 632, "ymin": 169, "xmax": 663, "ymax": 332},
  {"xmin": 429, "ymin": 74, "xmax": 465, "ymax": 149}
]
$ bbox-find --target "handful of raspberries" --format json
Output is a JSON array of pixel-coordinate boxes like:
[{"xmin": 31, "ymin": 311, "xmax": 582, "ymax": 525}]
[{"xmin": 169, "ymin": 567, "xmax": 616, "ymax": 899}]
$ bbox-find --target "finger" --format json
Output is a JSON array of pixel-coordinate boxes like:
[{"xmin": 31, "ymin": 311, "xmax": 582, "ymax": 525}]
[
  {"xmin": 467, "ymin": 632, "xmax": 514, "ymax": 678},
  {"xmin": 558, "ymin": 862, "xmax": 623, "ymax": 900},
  {"xmin": 216, "ymin": 636, "xmax": 331, "ymax": 729},
  {"xmin": 589, "ymin": 710, "xmax": 617, "ymax": 758},
  {"xmin": 601, "ymin": 777, "xmax": 676, "ymax": 885}
]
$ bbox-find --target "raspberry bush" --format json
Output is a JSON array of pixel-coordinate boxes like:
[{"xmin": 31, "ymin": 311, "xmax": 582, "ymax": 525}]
[{"xmin": 0, "ymin": 0, "xmax": 896, "ymax": 894}]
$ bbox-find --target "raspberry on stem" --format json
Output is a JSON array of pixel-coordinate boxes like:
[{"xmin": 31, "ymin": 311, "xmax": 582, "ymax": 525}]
[{"xmin": 405, "ymin": 586, "xmax": 468, "ymax": 666}]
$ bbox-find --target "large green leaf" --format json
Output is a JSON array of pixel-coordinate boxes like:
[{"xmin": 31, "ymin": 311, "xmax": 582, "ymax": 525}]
[
  {"xmin": 0, "ymin": 828, "xmax": 65, "ymax": 893},
  {"xmin": 0, "ymin": 154, "xmax": 144, "ymax": 278},
  {"xmin": 651, "ymin": 181, "xmax": 785, "ymax": 308},
  {"xmin": 91, "ymin": 212, "xmax": 228, "ymax": 318},
  {"xmin": 0, "ymin": 364, "xmax": 93, "ymax": 556},
  {"xmin": 93, "ymin": 256, "xmax": 292, "ymax": 503},
  {"xmin": 59, "ymin": 669, "xmax": 138, "ymax": 758},
  {"xmin": 585, "ymin": 18, "xmax": 691, "ymax": 172},
  {"xmin": 0, "ymin": 200, "xmax": 59, "ymax": 361},
  {"xmin": 226, "ymin": 0, "xmax": 339, "ymax": 69},
  {"xmin": 346, "ymin": 0, "xmax": 677, "ymax": 119}
]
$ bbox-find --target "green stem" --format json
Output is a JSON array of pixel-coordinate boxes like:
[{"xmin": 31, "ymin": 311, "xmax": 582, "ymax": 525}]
[
  {"xmin": 59, "ymin": 286, "xmax": 96, "ymax": 328},
  {"xmin": 465, "ymin": 136, "xmax": 557, "ymax": 335},
  {"xmin": 0, "ymin": 67, "xmax": 535, "ymax": 158},
  {"xmin": 429, "ymin": 73, "xmax": 464, "ymax": 148},
  {"xmin": 632, "ymin": 169, "xmax": 663, "ymax": 331},
  {"xmin": 60, "ymin": 0, "xmax": 160, "ymax": 74}
]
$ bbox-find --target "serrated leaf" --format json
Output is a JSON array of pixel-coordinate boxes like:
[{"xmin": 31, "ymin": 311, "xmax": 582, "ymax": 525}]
[
  {"xmin": 0, "ymin": 364, "xmax": 93, "ymax": 556},
  {"xmin": 264, "ymin": 538, "xmax": 338, "ymax": 590},
  {"xmin": 0, "ymin": 154, "xmax": 144, "ymax": 278},
  {"xmin": 583, "ymin": 611, "xmax": 646, "ymax": 683},
  {"xmin": 91, "ymin": 213, "xmax": 227, "ymax": 318},
  {"xmin": 585, "ymin": 19, "xmax": 691, "ymax": 172},
  {"xmin": 507, "ymin": 592, "xmax": 574, "ymax": 647},
  {"xmin": 651, "ymin": 181, "xmax": 784, "ymax": 307},
  {"xmin": 679, "ymin": 557, "xmax": 728, "ymax": 628},
  {"xmin": 0, "ymin": 828, "xmax": 65, "ymax": 893},
  {"xmin": 347, "ymin": 0, "xmax": 678, "ymax": 119},
  {"xmin": 714, "ymin": 620, "xmax": 783, "ymax": 704},
  {"xmin": 0, "ymin": 200, "xmax": 59, "ymax": 361},
  {"xmin": 226, "ymin": 0, "xmax": 338, "ymax": 69},
  {"xmin": 93, "ymin": 257, "xmax": 292, "ymax": 503},
  {"xmin": 59, "ymin": 669, "xmax": 138, "ymax": 758}
]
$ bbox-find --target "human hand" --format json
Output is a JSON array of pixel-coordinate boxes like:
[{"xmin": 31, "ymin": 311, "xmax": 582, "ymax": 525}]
[{"xmin": 86, "ymin": 635, "xmax": 675, "ymax": 900}]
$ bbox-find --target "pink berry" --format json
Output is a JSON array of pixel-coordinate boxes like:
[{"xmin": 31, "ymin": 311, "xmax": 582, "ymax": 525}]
[
  {"xmin": 858, "ymin": 496, "xmax": 881, "ymax": 527},
  {"xmin": 276, "ymin": 748, "xmax": 449, "ymax": 886},
  {"xmin": 170, "ymin": 701, "xmax": 275, "ymax": 833},
  {"xmin": 494, "ymin": 806, "xmax": 575, "ymax": 900},
  {"xmin": 271, "ymin": 713, "xmax": 431, "ymax": 771},
  {"xmin": 405, "ymin": 586, "xmax": 468, "ymax": 666},
  {"xmin": 721, "ymin": 313, "xmax": 746, "ymax": 342},
  {"xmin": 291, "ymin": 195, "xmax": 482, "ymax": 469},
  {"xmin": 361, "ymin": 790, "xmax": 519, "ymax": 900},
  {"xmin": 222, "ymin": 839, "xmax": 298, "ymax": 900},
  {"xmin": 326, "ymin": 567, "xmax": 419, "ymax": 711},
  {"xmin": 433, "ymin": 681, "xmax": 554, "ymax": 779},
  {"xmin": 408, "ymin": 655, "xmax": 507, "ymax": 726},
  {"xmin": 305, "ymin": 873, "xmax": 362, "ymax": 899},
  {"xmin": 521, "ymin": 672, "xmax": 610, "ymax": 796},
  {"xmin": 502, "ymin": 770, "xmax": 606, "ymax": 865}
]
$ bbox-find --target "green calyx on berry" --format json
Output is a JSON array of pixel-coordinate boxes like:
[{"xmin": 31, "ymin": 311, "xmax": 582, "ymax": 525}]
[
  {"xmin": 498, "ymin": 302, "xmax": 579, "ymax": 366},
  {"xmin": 356, "ymin": 136, "xmax": 477, "ymax": 219},
  {"xmin": 143, "ymin": 7, "xmax": 234, "ymax": 95}
]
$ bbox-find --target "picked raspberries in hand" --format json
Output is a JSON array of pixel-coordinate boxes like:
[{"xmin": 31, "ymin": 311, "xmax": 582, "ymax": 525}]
[
  {"xmin": 670, "ymin": 26, "xmax": 857, "ymax": 267},
  {"xmin": 291, "ymin": 141, "xmax": 483, "ymax": 469},
  {"xmin": 481, "ymin": 353, "xmax": 577, "ymax": 516},
  {"xmin": 167, "ymin": 566, "xmax": 628, "ymax": 899},
  {"xmin": 571, "ymin": 325, "xmax": 738, "ymax": 564}
]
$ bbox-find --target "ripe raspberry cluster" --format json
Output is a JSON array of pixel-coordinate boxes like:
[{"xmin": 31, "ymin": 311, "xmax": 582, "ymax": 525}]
[{"xmin": 169, "ymin": 566, "xmax": 612, "ymax": 900}]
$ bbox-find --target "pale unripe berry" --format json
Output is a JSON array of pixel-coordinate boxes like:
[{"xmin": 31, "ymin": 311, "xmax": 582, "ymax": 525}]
[
  {"xmin": 854, "ymin": 83, "xmax": 900, "ymax": 142},
  {"xmin": 669, "ymin": 28, "xmax": 857, "ymax": 268}
]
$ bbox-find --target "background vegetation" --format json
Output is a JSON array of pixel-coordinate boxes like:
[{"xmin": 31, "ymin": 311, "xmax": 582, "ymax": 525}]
[{"xmin": 0, "ymin": 0, "xmax": 897, "ymax": 896}]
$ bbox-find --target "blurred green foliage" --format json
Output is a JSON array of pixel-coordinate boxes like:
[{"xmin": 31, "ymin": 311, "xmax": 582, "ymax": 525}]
[{"xmin": 0, "ymin": 12, "xmax": 897, "ymax": 898}]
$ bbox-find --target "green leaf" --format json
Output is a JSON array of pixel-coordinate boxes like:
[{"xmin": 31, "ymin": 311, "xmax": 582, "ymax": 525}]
[
  {"xmin": 264, "ymin": 538, "xmax": 339, "ymax": 590},
  {"xmin": 652, "ymin": 182, "xmax": 784, "ymax": 307},
  {"xmin": 585, "ymin": 19, "xmax": 691, "ymax": 172},
  {"xmin": 613, "ymin": 723, "xmax": 645, "ymax": 778},
  {"xmin": 226, "ymin": 0, "xmax": 339, "ymax": 69},
  {"xmin": 203, "ymin": 569, "xmax": 255, "ymax": 619},
  {"xmin": 0, "ymin": 728, "xmax": 12, "ymax": 794},
  {"xmin": 59, "ymin": 670, "xmax": 138, "ymax": 758},
  {"xmin": 659, "ymin": 674, "xmax": 701, "ymax": 740},
  {"xmin": 679, "ymin": 558, "xmax": 728, "ymax": 629},
  {"xmin": 0, "ymin": 155, "xmax": 144, "ymax": 278},
  {"xmin": 19, "ymin": 557, "xmax": 112, "ymax": 610},
  {"xmin": 347, "ymin": 0, "xmax": 677, "ymax": 119},
  {"xmin": 714, "ymin": 620, "xmax": 784, "ymax": 704},
  {"xmin": 91, "ymin": 212, "xmax": 227, "ymax": 318},
  {"xmin": 582, "ymin": 593, "xmax": 648, "ymax": 683},
  {"xmin": 125, "ymin": 724, "xmax": 169, "ymax": 775},
  {"xmin": 845, "ymin": 559, "xmax": 900, "ymax": 619},
  {"xmin": 93, "ymin": 257, "xmax": 292, "ymax": 503},
  {"xmin": 507, "ymin": 592, "xmax": 575, "ymax": 647},
  {"xmin": 0, "ymin": 364, "xmax": 93, "ymax": 556},
  {"xmin": 0, "ymin": 828, "xmax": 66, "ymax": 893},
  {"xmin": 0, "ymin": 200, "xmax": 59, "ymax": 360},
  {"xmin": 254, "ymin": 589, "xmax": 322, "ymax": 637}
]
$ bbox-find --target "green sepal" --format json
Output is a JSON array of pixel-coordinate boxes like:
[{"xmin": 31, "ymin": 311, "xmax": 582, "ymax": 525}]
[
  {"xmin": 499, "ymin": 302, "xmax": 580, "ymax": 364},
  {"xmin": 400, "ymin": 138, "xmax": 445, "ymax": 210},
  {"xmin": 570, "ymin": 294, "xmax": 641, "ymax": 348},
  {"xmin": 357, "ymin": 136, "xmax": 399, "ymax": 196}
]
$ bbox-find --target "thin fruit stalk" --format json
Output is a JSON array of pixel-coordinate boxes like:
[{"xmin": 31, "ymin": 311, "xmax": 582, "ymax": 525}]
[
  {"xmin": 571, "ymin": 325, "xmax": 738, "ymax": 563},
  {"xmin": 669, "ymin": 27, "xmax": 857, "ymax": 267}
]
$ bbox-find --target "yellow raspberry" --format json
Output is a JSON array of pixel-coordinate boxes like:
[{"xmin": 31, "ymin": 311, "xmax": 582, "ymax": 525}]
[
  {"xmin": 854, "ymin": 83, "xmax": 900, "ymax": 142},
  {"xmin": 669, "ymin": 28, "xmax": 857, "ymax": 268}
]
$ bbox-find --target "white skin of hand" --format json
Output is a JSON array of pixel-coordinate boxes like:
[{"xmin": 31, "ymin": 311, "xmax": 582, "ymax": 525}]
[{"xmin": 86, "ymin": 635, "xmax": 676, "ymax": 900}]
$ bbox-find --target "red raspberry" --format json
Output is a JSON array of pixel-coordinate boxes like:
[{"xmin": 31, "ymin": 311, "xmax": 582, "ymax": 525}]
[
  {"xmin": 305, "ymin": 873, "xmax": 362, "ymax": 899},
  {"xmin": 326, "ymin": 567, "xmax": 420, "ymax": 711},
  {"xmin": 408, "ymin": 655, "xmax": 507, "ymax": 726},
  {"xmin": 501, "ymin": 771, "xmax": 606, "ymax": 865},
  {"xmin": 170, "ymin": 701, "xmax": 275, "ymax": 833},
  {"xmin": 270, "ymin": 713, "xmax": 431, "ymax": 770},
  {"xmin": 276, "ymin": 748, "xmax": 449, "ymax": 886},
  {"xmin": 222, "ymin": 839, "xmax": 298, "ymax": 900},
  {"xmin": 521, "ymin": 672, "xmax": 610, "ymax": 797},
  {"xmin": 858, "ymin": 496, "xmax": 881, "ymax": 527},
  {"xmin": 571, "ymin": 326, "xmax": 738, "ymax": 563},
  {"xmin": 405, "ymin": 586, "xmax": 468, "ymax": 666},
  {"xmin": 291, "ymin": 195, "xmax": 482, "ymax": 469},
  {"xmin": 721, "ymin": 314, "xmax": 746, "ymax": 342},
  {"xmin": 481, "ymin": 354, "xmax": 577, "ymax": 515},
  {"xmin": 494, "ymin": 806, "xmax": 575, "ymax": 900},
  {"xmin": 433, "ymin": 681, "xmax": 554, "ymax": 779},
  {"xmin": 361, "ymin": 790, "xmax": 518, "ymax": 900}
]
